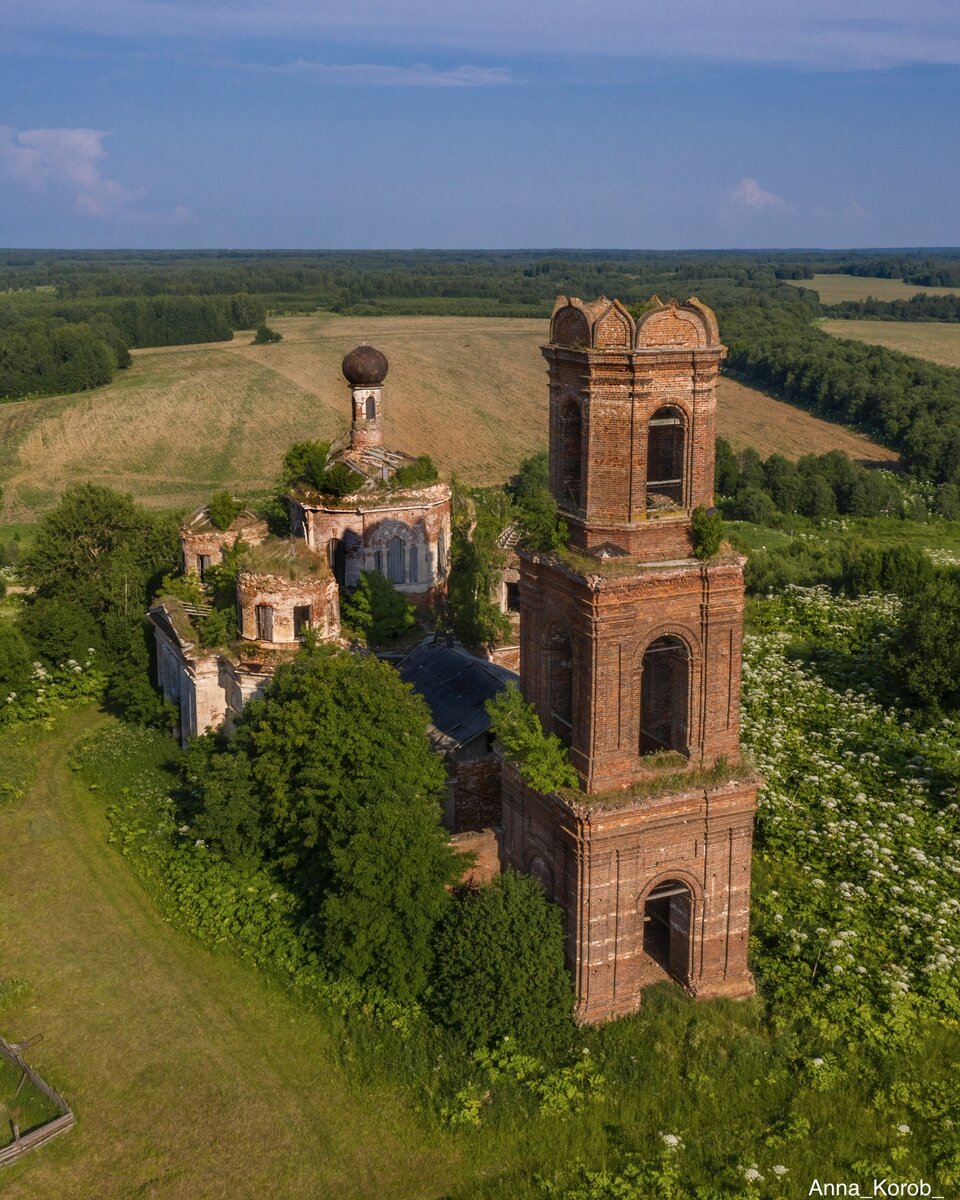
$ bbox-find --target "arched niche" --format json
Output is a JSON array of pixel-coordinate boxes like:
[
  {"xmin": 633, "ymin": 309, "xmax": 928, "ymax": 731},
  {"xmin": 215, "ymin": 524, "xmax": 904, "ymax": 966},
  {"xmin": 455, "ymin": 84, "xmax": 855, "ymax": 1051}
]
[
  {"xmin": 552, "ymin": 304, "xmax": 591, "ymax": 347},
  {"xmin": 592, "ymin": 301, "xmax": 634, "ymax": 349},
  {"xmin": 635, "ymin": 302, "xmax": 709, "ymax": 349}
]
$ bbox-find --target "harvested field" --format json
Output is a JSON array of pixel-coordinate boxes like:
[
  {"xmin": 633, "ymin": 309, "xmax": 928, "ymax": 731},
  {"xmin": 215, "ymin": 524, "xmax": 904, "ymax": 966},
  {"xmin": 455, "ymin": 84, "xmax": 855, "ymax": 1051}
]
[
  {"xmin": 788, "ymin": 273, "xmax": 960, "ymax": 304},
  {"xmin": 0, "ymin": 314, "xmax": 897, "ymax": 521},
  {"xmin": 819, "ymin": 319, "xmax": 960, "ymax": 370}
]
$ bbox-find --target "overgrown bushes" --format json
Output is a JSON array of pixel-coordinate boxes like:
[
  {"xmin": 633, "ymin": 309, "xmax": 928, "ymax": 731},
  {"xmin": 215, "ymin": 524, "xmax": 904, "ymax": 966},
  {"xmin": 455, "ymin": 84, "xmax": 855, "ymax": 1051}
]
[{"xmin": 340, "ymin": 571, "xmax": 415, "ymax": 644}]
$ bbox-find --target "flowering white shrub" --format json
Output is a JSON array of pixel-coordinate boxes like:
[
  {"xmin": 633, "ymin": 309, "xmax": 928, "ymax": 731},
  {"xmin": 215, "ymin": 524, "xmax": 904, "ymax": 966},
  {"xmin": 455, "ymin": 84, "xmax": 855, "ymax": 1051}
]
[{"xmin": 744, "ymin": 587, "xmax": 960, "ymax": 1044}]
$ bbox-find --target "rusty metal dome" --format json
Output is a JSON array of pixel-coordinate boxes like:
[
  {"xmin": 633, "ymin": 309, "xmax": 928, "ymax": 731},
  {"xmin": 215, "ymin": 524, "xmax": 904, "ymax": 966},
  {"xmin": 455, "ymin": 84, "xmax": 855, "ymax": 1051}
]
[{"xmin": 341, "ymin": 343, "xmax": 388, "ymax": 386}]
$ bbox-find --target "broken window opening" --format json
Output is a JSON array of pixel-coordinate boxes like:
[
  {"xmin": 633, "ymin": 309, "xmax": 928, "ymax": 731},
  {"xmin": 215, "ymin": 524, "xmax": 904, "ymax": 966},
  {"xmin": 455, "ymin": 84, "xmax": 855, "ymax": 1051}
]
[
  {"xmin": 646, "ymin": 405, "xmax": 685, "ymax": 510},
  {"xmin": 293, "ymin": 605, "xmax": 311, "ymax": 638},
  {"xmin": 639, "ymin": 635, "xmax": 689, "ymax": 756}
]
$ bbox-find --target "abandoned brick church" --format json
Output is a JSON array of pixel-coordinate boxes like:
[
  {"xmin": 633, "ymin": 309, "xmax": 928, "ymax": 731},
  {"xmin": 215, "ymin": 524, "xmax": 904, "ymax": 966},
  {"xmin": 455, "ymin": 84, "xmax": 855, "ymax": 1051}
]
[{"xmin": 151, "ymin": 295, "xmax": 757, "ymax": 1022}]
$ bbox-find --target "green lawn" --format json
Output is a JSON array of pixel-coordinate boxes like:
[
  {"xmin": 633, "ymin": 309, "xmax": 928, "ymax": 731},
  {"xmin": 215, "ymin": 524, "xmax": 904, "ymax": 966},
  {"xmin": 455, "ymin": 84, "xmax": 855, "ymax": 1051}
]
[{"xmin": 0, "ymin": 711, "xmax": 459, "ymax": 1199}]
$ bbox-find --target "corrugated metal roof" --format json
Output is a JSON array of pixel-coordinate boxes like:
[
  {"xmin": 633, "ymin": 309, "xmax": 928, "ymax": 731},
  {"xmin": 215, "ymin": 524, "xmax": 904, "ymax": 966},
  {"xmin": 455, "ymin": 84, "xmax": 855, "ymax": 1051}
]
[{"xmin": 399, "ymin": 638, "xmax": 517, "ymax": 753}]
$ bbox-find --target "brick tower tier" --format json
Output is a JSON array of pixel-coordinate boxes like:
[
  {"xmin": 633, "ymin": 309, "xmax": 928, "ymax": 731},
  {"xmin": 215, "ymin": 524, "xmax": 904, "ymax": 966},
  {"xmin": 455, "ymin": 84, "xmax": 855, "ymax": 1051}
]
[{"xmin": 501, "ymin": 294, "xmax": 758, "ymax": 1023}]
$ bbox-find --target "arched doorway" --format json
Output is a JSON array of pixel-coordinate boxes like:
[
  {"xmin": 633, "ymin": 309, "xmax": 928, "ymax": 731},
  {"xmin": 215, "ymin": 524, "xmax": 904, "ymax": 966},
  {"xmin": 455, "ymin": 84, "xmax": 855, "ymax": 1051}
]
[
  {"xmin": 642, "ymin": 879, "xmax": 694, "ymax": 984},
  {"xmin": 646, "ymin": 405, "xmax": 685, "ymax": 510},
  {"xmin": 639, "ymin": 635, "xmax": 689, "ymax": 755},
  {"xmin": 559, "ymin": 398, "xmax": 583, "ymax": 508}
]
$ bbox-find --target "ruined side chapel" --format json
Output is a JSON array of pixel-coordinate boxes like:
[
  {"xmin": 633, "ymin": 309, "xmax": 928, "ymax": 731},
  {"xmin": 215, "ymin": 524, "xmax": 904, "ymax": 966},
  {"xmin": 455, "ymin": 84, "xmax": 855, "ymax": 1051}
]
[{"xmin": 500, "ymin": 295, "xmax": 758, "ymax": 1022}]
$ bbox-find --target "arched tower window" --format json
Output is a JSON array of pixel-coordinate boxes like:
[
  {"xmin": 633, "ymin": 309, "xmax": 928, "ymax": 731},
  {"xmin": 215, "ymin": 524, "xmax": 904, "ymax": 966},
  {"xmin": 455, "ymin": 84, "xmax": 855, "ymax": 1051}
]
[
  {"xmin": 559, "ymin": 398, "xmax": 583, "ymax": 509},
  {"xmin": 365, "ymin": 394, "xmax": 377, "ymax": 420},
  {"xmin": 642, "ymin": 879, "xmax": 694, "ymax": 983},
  {"xmin": 646, "ymin": 405, "xmax": 686, "ymax": 510},
  {"xmin": 639, "ymin": 636, "xmax": 689, "ymax": 755},
  {"xmin": 545, "ymin": 628, "xmax": 573, "ymax": 746}
]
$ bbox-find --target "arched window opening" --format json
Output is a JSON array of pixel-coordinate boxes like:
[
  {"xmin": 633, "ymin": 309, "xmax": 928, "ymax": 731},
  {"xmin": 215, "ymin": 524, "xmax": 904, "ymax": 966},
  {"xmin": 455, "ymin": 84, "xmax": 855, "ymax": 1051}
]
[
  {"xmin": 365, "ymin": 394, "xmax": 377, "ymax": 420},
  {"xmin": 327, "ymin": 538, "xmax": 346, "ymax": 588},
  {"xmin": 639, "ymin": 636, "xmax": 689, "ymax": 755},
  {"xmin": 559, "ymin": 398, "xmax": 583, "ymax": 509},
  {"xmin": 546, "ymin": 629, "xmax": 573, "ymax": 746},
  {"xmin": 408, "ymin": 545, "xmax": 419, "ymax": 583},
  {"xmin": 387, "ymin": 535, "xmax": 406, "ymax": 584},
  {"xmin": 646, "ymin": 405, "xmax": 685, "ymax": 510},
  {"xmin": 642, "ymin": 880, "xmax": 693, "ymax": 983}
]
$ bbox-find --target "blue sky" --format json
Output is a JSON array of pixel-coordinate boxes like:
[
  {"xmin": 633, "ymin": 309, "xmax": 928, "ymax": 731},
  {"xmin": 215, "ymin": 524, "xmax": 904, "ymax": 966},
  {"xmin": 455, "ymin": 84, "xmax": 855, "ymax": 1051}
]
[{"xmin": 1, "ymin": 1, "xmax": 959, "ymax": 249}]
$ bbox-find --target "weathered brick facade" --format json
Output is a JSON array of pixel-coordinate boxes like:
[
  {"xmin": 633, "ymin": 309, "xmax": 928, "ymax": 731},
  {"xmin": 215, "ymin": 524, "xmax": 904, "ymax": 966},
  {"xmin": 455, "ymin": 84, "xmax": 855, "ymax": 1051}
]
[
  {"xmin": 453, "ymin": 757, "xmax": 503, "ymax": 832},
  {"xmin": 292, "ymin": 484, "xmax": 451, "ymax": 603},
  {"xmin": 501, "ymin": 294, "xmax": 757, "ymax": 1022}
]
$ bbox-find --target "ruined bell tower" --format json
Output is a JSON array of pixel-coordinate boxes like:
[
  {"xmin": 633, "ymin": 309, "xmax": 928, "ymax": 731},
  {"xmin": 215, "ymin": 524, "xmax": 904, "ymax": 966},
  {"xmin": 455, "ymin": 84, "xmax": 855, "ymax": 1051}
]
[{"xmin": 500, "ymin": 295, "xmax": 757, "ymax": 1022}]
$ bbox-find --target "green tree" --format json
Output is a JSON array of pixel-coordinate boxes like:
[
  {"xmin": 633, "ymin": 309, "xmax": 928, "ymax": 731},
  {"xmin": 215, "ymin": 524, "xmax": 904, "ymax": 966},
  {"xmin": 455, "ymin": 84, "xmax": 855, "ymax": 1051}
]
[
  {"xmin": 253, "ymin": 323, "xmax": 282, "ymax": 344},
  {"xmin": 446, "ymin": 483, "xmax": 512, "ymax": 648},
  {"xmin": 510, "ymin": 452, "xmax": 566, "ymax": 553},
  {"xmin": 19, "ymin": 484, "xmax": 179, "ymax": 721},
  {"xmin": 486, "ymin": 683, "xmax": 578, "ymax": 792},
  {"xmin": 18, "ymin": 597, "xmax": 102, "ymax": 666},
  {"xmin": 886, "ymin": 574, "xmax": 960, "ymax": 708},
  {"xmin": 341, "ymin": 571, "xmax": 415, "ymax": 644},
  {"xmin": 186, "ymin": 643, "xmax": 458, "ymax": 1000},
  {"xmin": 428, "ymin": 871, "xmax": 574, "ymax": 1054},
  {"xmin": 691, "ymin": 506, "xmax": 723, "ymax": 560},
  {"xmin": 207, "ymin": 490, "xmax": 242, "ymax": 531}
]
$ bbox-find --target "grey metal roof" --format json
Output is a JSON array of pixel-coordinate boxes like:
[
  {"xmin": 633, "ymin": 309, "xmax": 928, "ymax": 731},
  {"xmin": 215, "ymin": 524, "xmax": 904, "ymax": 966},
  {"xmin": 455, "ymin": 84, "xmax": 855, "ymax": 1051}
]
[{"xmin": 399, "ymin": 637, "xmax": 518, "ymax": 754}]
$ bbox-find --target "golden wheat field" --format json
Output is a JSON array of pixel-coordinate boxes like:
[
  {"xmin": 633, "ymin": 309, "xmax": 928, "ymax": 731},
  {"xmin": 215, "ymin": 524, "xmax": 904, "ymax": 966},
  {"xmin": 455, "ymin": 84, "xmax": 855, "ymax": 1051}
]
[
  {"xmin": 819, "ymin": 319, "xmax": 960, "ymax": 369},
  {"xmin": 0, "ymin": 314, "xmax": 897, "ymax": 521},
  {"xmin": 788, "ymin": 273, "xmax": 960, "ymax": 304}
]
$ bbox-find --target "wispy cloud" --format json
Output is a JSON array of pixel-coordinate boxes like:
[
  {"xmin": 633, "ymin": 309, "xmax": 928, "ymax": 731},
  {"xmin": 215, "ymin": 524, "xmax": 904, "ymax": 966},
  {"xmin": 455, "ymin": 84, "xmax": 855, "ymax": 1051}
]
[
  {"xmin": 728, "ymin": 177, "xmax": 788, "ymax": 212},
  {"xmin": 7, "ymin": 1, "xmax": 960, "ymax": 70},
  {"xmin": 256, "ymin": 59, "xmax": 512, "ymax": 86}
]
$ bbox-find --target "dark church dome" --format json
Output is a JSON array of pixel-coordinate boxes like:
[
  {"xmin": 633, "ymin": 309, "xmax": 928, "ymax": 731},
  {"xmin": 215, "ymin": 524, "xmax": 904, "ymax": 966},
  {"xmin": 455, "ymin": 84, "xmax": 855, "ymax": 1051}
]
[{"xmin": 341, "ymin": 344, "xmax": 388, "ymax": 386}]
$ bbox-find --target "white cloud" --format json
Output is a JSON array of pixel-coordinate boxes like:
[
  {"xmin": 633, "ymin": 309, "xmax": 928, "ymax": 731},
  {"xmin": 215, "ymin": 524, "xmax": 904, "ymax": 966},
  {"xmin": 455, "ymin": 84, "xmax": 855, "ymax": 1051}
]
[
  {"xmin": 0, "ymin": 126, "xmax": 142, "ymax": 216},
  {"xmin": 728, "ymin": 177, "xmax": 788, "ymax": 212}
]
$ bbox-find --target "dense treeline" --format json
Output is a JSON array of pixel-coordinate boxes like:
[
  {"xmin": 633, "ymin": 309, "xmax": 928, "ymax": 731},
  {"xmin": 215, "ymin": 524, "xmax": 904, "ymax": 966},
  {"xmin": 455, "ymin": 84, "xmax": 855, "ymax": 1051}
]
[
  {"xmin": 823, "ymin": 293, "xmax": 960, "ymax": 322},
  {"xmin": 0, "ymin": 292, "xmax": 266, "ymax": 400},
  {"xmin": 721, "ymin": 302, "xmax": 960, "ymax": 484},
  {"xmin": 0, "ymin": 318, "xmax": 119, "ymax": 400}
]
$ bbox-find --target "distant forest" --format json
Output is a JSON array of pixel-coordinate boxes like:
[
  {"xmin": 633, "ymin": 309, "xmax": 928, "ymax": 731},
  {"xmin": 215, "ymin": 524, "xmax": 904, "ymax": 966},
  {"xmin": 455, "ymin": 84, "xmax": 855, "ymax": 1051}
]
[{"xmin": 2, "ymin": 247, "xmax": 960, "ymax": 484}]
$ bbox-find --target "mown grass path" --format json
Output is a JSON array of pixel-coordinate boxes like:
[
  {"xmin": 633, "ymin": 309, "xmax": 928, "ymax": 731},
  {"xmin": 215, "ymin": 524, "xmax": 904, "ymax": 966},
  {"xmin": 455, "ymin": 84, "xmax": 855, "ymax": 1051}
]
[{"xmin": 0, "ymin": 710, "xmax": 458, "ymax": 1199}]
